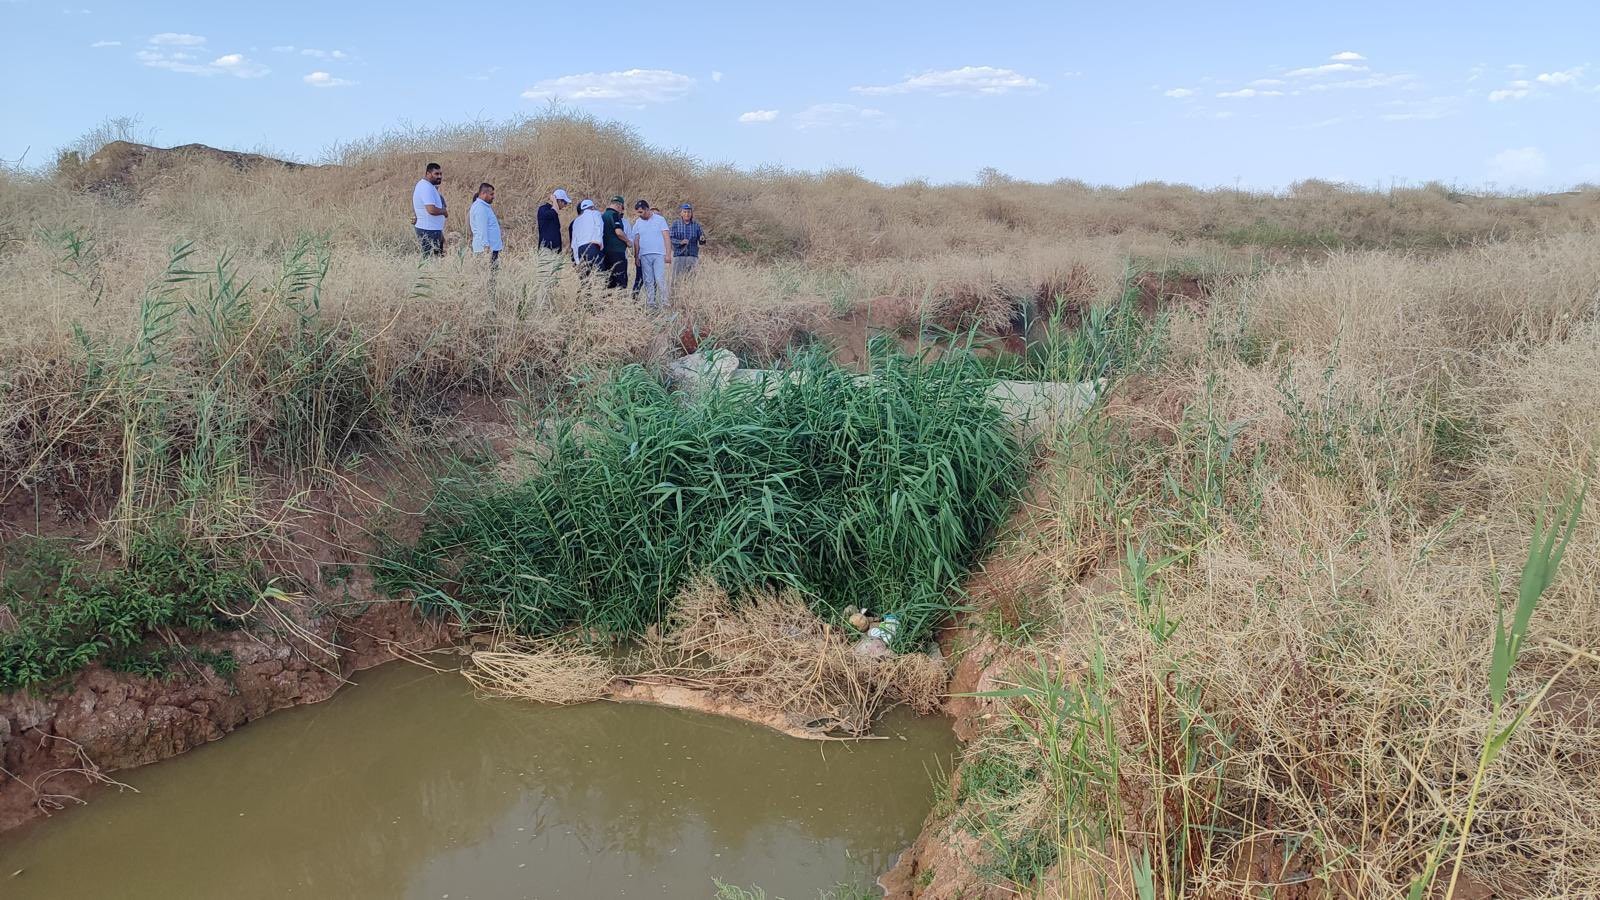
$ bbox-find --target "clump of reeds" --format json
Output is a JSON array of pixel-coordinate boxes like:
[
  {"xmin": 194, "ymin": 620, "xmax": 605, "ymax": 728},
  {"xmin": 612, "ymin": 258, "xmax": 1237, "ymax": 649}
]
[{"xmin": 383, "ymin": 345, "xmax": 1028, "ymax": 648}]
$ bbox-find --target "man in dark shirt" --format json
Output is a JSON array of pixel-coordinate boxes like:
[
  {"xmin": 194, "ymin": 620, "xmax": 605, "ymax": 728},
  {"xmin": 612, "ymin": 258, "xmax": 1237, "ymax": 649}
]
[
  {"xmin": 601, "ymin": 196, "xmax": 630, "ymax": 290},
  {"xmin": 537, "ymin": 188, "xmax": 570, "ymax": 252}
]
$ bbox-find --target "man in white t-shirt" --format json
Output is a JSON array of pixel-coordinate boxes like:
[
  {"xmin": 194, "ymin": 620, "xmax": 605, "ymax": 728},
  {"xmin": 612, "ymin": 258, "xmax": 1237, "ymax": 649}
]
[
  {"xmin": 411, "ymin": 162, "xmax": 447, "ymax": 256},
  {"xmin": 629, "ymin": 200, "xmax": 672, "ymax": 309}
]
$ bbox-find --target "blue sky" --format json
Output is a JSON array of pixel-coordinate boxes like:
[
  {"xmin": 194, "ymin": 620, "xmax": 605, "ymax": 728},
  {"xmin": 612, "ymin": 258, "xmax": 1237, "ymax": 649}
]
[{"xmin": 10, "ymin": 0, "xmax": 1600, "ymax": 189}]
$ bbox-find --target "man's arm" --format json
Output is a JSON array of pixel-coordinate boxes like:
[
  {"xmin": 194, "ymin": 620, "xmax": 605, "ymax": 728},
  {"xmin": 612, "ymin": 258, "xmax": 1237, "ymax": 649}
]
[
  {"xmin": 425, "ymin": 203, "xmax": 447, "ymax": 217},
  {"xmin": 662, "ymin": 223, "xmax": 673, "ymax": 264}
]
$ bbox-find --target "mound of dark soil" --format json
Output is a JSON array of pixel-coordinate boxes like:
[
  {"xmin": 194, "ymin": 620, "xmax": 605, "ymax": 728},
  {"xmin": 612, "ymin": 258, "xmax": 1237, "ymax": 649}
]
[{"xmin": 64, "ymin": 140, "xmax": 309, "ymax": 194}]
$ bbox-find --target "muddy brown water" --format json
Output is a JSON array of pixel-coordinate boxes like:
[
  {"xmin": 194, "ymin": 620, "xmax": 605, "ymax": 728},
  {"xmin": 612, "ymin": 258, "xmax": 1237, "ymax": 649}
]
[{"xmin": 0, "ymin": 662, "xmax": 956, "ymax": 899}]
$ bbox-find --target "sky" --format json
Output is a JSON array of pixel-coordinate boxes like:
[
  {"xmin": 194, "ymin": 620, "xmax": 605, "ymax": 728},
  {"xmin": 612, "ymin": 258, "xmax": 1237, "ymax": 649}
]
[{"xmin": 9, "ymin": 0, "xmax": 1600, "ymax": 190}]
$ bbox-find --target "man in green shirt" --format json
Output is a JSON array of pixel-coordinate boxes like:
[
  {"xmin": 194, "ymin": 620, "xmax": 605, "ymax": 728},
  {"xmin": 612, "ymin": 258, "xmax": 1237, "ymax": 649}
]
[{"xmin": 601, "ymin": 196, "xmax": 630, "ymax": 290}]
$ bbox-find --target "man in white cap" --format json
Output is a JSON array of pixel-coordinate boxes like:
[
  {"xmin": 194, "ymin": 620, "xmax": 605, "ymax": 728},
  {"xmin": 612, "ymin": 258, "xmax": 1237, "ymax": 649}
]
[
  {"xmin": 570, "ymin": 198, "xmax": 606, "ymax": 278},
  {"xmin": 537, "ymin": 188, "xmax": 570, "ymax": 253}
]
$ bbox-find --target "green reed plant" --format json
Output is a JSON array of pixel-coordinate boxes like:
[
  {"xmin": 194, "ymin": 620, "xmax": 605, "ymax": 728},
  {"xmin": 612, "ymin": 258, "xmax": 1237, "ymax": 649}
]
[
  {"xmin": 1405, "ymin": 483, "xmax": 1588, "ymax": 899},
  {"xmin": 986, "ymin": 275, "xmax": 1169, "ymax": 384},
  {"xmin": 380, "ymin": 347, "xmax": 1028, "ymax": 646}
]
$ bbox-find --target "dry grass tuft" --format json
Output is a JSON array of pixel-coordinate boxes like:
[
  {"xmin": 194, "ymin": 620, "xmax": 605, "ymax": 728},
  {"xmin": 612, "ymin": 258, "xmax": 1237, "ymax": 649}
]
[
  {"xmin": 632, "ymin": 578, "xmax": 948, "ymax": 736},
  {"xmin": 463, "ymin": 641, "xmax": 617, "ymax": 705},
  {"xmin": 458, "ymin": 578, "xmax": 949, "ymax": 737}
]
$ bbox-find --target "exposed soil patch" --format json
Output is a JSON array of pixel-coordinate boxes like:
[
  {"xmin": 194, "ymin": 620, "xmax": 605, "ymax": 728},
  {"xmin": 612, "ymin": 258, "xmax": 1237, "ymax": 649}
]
[{"xmin": 64, "ymin": 141, "xmax": 308, "ymax": 195}]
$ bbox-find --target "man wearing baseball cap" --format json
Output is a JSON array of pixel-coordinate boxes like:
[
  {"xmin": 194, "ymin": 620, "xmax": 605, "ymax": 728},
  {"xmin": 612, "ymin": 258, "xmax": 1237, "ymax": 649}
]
[
  {"xmin": 670, "ymin": 203, "xmax": 706, "ymax": 284},
  {"xmin": 537, "ymin": 188, "xmax": 570, "ymax": 253},
  {"xmin": 571, "ymin": 198, "xmax": 606, "ymax": 278},
  {"xmin": 601, "ymin": 196, "xmax": 630, "ymax": 290}
]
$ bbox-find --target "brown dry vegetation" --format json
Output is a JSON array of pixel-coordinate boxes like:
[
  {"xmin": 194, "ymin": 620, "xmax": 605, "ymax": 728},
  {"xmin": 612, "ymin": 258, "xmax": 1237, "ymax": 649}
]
[
  {"xmin": 2, "ymin": 113, "xmax": 1599, "ymax": 896},
  {"xmin": 931, "ymin": 240, "xmax": 1600, "ymax": 898}
]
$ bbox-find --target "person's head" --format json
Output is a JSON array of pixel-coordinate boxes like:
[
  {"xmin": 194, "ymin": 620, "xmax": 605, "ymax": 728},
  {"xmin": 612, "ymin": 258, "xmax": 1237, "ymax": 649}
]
[
  {"xmin": 551, "ymin": 188, "xmax": 571, "ymax": 209},
  {"xmin": 579, "ymin": 199, "xmax": 595, "ymax": 212},
  {"xmin": 425, "ymin": 163, "xmax": 443, "ymax": 185},
  {"xmin": 609, "ymin": 195, "xmax": 625, "ymax": 212},
  {"xmin": 679, "ymin": 203, "xmax": 694, "ymax": 223},
  {"xmin": 477, "ymin": 182, "xmax": 494, "ymax": 204},
  {"xmin": 635, "ymin": 199, "xmax": 653, "ymax": 219}
]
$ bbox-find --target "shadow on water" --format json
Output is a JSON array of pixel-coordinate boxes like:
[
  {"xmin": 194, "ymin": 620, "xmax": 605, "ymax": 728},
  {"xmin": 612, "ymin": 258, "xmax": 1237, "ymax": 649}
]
[{"xmin": 0, "ymin": 662, "xmax": 956, "ymax": 899}]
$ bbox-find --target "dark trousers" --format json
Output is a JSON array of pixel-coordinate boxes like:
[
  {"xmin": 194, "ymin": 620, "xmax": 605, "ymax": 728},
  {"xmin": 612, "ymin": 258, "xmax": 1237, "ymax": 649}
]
[
  {"xmin": 632, "ymin": 260, "xmax": 644, "ymax": 296},
  {"xmin": 415, "ymin": 227, "xmax": 444, "ymax": 256},
  {"xmin": 576, "ymin": 243, "xmax": 604, "ymax": 280},
  {"xmin": 602, "ymin": 250, "xmax": 629, "ymax": 289}
]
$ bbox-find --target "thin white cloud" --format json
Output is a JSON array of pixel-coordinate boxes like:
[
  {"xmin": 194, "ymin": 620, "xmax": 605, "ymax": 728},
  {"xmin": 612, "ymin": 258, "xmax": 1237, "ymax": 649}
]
[
  {"xmin": 210, "ymin": 53, "xmax": 270, "ymax": 78},
  {"xmin": 149, "ymin": 32, "xmax": 205, "ymax": 46},
  {"xmin": 791, "ymin": 103, "xmax": 886, "ymax": 130},
  {"xmin": 1330, "ymin": 51, "xmax": 1366, "ymax": 61},
  {"xmin": 1489, "ymin": 87, "xmax": 1531, "ymax": 102},
  {"xmin": 851, "ymin": 65, "xmax": 1043, "ymax": 96},
  {"xmin": 1217, "ymin": 88, "xmax": 1283, "ymax": 98},
  {"xmin": 139, "ymin": 42, "xmax": 269, "ymax": 78},
  {"xmin": 1285, "ymin": 62, "xmax": 1367, "ymax": 77},
  {"xmin": 737, "ymin": 109, "xmax": 778, "ymax": 123},
  {"xmin": 1249, "ymin": 78, "xmax": 1286, "ymax": 87},
  {"xmin": 1163, "ymin": 87, "xmax": 1195, "ymax": 98},
  {"xmin": 1487, "ymin": 146, "xmax": 1548, "ymax": 183},
  {"xmin": 1381, "ymin": 96, "xmax": 1461, "ymax": 121},
  {"xmin": 90, "ymin": 39, "xmax": 120, "ymax": 47},
  {"xmin": 711, "ymin": 70, "xmax": 723, "ymax": 83},
  {"xmin": 303, "ymin": 70, "xmax": 356, "ymax": 88},
  {"xmin": 521, "ymin": 68, "xmax": 694, "ymax": 104},
  {"xmin": 272, "ymin": 45, "xmax": 352, "ymax": 60},
  {"xmin": 1535, "ymin": 66, "xmax": 1586, "ymax": 85},
  {"xmin": 1308, "ymin": 73, "xmax": 1413, "ymax": 91}
]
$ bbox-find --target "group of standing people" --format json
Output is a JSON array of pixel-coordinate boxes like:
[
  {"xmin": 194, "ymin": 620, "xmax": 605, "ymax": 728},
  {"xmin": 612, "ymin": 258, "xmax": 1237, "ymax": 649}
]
[{"xmin": 411, "ymin": 162, "xmax": 706, "ymax": 310}]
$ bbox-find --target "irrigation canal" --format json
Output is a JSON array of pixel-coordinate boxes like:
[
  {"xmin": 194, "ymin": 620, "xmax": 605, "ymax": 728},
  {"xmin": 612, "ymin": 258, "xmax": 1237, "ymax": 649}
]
[{"xmin": 0, "ymin": 662, "xmax": 956, "ymax": 898}]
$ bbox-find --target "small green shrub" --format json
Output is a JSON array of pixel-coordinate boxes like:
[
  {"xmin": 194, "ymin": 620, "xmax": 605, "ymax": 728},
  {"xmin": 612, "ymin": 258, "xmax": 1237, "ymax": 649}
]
[{"xmin": 0, "ymin": 532, "xmax": 254, "ymax": 692}]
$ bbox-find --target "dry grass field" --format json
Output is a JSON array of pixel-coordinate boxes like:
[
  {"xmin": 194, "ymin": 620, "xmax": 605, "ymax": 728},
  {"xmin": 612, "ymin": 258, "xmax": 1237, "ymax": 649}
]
[{"xmin": 3, "ymin": 112, "xmax": 1599, "ymax": 897}]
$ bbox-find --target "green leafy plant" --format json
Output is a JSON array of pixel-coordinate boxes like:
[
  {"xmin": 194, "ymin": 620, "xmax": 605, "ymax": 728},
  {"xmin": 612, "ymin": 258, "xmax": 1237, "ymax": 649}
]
[
  {"xmin": 0, "ymin": 532, "xmax": 255, "ymax": 691},
  {"xmin": 381, "ymin": 346, "xmax": 1028, "ymax": 647}
]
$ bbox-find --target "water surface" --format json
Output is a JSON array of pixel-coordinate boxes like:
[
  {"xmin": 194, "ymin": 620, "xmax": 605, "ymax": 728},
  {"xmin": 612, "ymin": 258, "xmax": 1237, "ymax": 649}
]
[{"xmin": 0, "ymin": 662, "xmax": 954, "ymax": 899}]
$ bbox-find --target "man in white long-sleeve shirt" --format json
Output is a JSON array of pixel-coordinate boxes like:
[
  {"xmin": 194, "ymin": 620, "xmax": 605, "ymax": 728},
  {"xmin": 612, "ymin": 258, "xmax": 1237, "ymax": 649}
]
[
  {"xmin": 469, "ymin": 183, "xmax": 503, "ymax": 267},
  {"xmin": 570, "ymin": 198, "xmax": 605, "ymax": 281}
]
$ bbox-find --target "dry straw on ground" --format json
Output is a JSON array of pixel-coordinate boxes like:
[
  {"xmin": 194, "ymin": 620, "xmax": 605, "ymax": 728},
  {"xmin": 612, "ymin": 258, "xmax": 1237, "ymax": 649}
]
[{"xmin": 462, "ymin": 578, "xmax": 948, "ymax": 738}]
